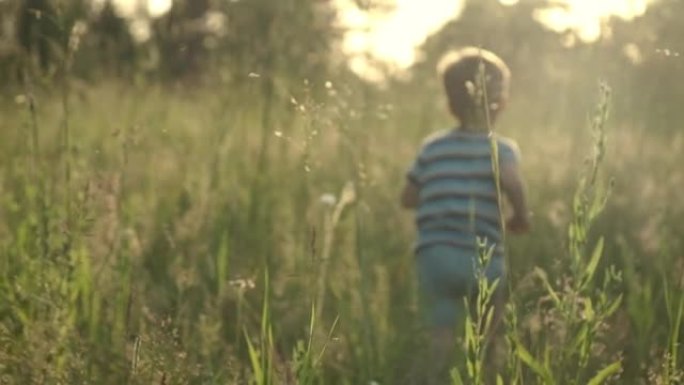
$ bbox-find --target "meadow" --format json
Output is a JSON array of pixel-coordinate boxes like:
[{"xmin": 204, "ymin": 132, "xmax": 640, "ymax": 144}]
[{"xmin": 1, "ymin": 69, "xmax": 683, "ymax": 385}]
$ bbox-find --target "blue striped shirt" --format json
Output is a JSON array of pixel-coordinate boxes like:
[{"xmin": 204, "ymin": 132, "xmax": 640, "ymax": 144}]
[{"xmin": 407, "ymin": 129, "xmax": 520, "ymax": 256}]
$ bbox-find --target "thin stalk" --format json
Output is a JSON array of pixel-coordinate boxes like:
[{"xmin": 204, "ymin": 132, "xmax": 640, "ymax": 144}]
[
  {"xmin": 60, "ymin": 56, "xmax": 72, "ymax": 256},
  {"xmin": 23, "ymin": 72, "xmax": 49, "ymax": 260}
]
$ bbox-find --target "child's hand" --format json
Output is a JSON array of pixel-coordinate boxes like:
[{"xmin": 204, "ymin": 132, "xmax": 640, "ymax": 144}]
[{"xmin": 506, "ymin": 214, "xmax": 530, "ymax": 234}]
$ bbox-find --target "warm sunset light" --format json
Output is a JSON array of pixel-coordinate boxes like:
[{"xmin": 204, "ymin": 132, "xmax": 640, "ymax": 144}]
[
  {"xmin": 146, "ymin": 0, "xmax": 173, "ymax": 18},
  {"xmin": 334, "ymin": 0, "xmax": 465, "ymax": 80},
  {"xmin": 5, "ymin": 0, "xmax": 684, "ymax": 382},
  {"xmin": 533, "ymin": 0, "xmax": 657, "ymax": 42},
  {"xmin": 104, "ymin": 0, "xmax": 173, "ymax": 18},
  {"xmin": 335, "ymin": 0, "xmax": 656, "ymax": 79}
]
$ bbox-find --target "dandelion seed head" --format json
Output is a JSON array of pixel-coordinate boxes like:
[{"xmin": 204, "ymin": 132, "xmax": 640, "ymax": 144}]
[
  {"xmin": 229, "ymin": 278, "xmax": 255, "ymax": 291},
  {"xmin": 320, "ymin": 193, "xmax": 337, "ymax": 206}
]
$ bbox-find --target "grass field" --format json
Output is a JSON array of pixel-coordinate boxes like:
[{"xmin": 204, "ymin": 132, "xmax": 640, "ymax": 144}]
[{"xmin": 1, "ymin": 75, "xmax": 683, "ymax": 384}]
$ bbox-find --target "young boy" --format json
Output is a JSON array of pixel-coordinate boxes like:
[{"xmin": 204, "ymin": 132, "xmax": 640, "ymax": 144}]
[{"xmin": 401, "ymin": 47, "xmax": 530, "ymax": 379}]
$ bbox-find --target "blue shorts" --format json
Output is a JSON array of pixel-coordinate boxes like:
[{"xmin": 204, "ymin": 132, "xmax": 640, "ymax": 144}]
[{"xmin": 416, "ymin": 245, "xmax": 505, "ymax": 328}]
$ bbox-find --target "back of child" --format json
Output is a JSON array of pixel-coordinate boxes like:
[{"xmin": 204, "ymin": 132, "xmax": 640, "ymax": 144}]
[
  {"xmin": 400, "ymin": 47, "xmax": 529, "ymax": 383},
  {"xmin": 408, "ymin": 129, "xmax": 519, "ymax": 319}
]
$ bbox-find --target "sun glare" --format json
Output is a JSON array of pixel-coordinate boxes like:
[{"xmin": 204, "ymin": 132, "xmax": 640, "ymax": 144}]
[
  {"xmin": 335, "ymin": 0, "xmax": 655, "ymax": 80},
  {"xmin": 109, "ymin": 0, "xmax": 172, "ymax": 18},
  {"xmin": 147, "ymin": 0, "xmax": 172, "ymax": 18},
  {"xmin": 110, "ymin": 0, "xmax": 137, "ymax": 18},
  {"xmin": 534, "ymin": 0, "xmax": 656, "ymax": 43},
  {"xmin": 334, "ymin": 0, "xmax": 465, "ymax": 81}
]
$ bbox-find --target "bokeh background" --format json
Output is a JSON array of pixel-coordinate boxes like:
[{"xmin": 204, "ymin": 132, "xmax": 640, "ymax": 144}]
[{"xmin": 1, "ymin": 0, "xmax": 683, "ymax": 384}]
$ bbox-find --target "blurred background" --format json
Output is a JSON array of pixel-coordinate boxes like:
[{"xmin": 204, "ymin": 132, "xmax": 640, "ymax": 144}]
[{"xmin": 1, "ymin": 0, "xmax": 684, "ymax": 384}]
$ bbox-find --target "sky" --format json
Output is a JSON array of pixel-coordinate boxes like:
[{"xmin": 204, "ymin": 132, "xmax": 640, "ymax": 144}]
[
  {"xmin": 107, "ymin": 0, "xmax": 656, "ymax": 79},
  {"xmin": 333, "ymin": 0, "xmax": 465, "ymax": 81},
  {"xmin": 532, "ymin": 0, "xmax": 655, "ymax": 42},
  {"xmin": 334, "ymin": 0, "xmax": 656, "ymax": 80}
]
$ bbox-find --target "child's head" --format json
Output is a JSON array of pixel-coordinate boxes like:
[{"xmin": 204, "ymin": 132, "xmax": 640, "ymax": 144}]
[{"xmin": 438, "ymin": 47, "xmax": 511, "ymax": 127}]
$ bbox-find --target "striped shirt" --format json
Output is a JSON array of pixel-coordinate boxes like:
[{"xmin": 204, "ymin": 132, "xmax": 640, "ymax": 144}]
[{"xmin": 407, "ymin": 129, "xmax": 521, "ymax": 256}]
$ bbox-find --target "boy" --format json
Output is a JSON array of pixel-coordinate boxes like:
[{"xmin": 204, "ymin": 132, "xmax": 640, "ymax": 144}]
[{"xmin": 401, "ymin": 47, "xmax": 529, "ymax": 379}]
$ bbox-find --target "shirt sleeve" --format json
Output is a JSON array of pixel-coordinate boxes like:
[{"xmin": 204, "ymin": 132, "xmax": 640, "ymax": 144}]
[{"xmin": 497, "ymin": 138, "xmax": 521, "ymax": 166}]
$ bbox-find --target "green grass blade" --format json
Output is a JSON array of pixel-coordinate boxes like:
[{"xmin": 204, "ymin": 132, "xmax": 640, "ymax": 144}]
[
  {"xmin": 581, "ymin": 236, "xmax": 604, "ymax": 290},
  {"xmin": 586, "ymin": 361, "xmax": 622, "ymax": 385},
  {"xmin": 244, "ymin": 328, "xmax": 264, "ymax": 385},
  {"xmin": 515, "ymin": 340, "xmax": 554, "ymax": 385},
  {"xmin": 534, "ymin": 267, "xmax": 561, "ymax": 307}
]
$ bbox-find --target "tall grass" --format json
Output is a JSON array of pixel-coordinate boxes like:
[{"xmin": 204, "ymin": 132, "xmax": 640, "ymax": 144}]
[{"xmin": 0, "ymin": 73, "xmax": 683, "ymax": 384}]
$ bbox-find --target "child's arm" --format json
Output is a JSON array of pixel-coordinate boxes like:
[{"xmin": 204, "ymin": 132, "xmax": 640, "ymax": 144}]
[
  {"xmin": 500, "ymin": 161, "xmax": 530, "ymax": 234},
  {"xmin": 400, "ymin": 180, "xmax": 419, "ymax": 209}
]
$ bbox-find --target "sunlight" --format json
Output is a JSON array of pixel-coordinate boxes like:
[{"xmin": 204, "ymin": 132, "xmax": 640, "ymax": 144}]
[
  {"xmin": 108, "ymin": 0, "xmax": 136, "ymax": 18},
  {"xmin": 335, "ymin": 0, "xmax": 656, "ymax": 80},
  {"xmin": 334, "ymin": 0, "xmax": 465, "ymax": 81},
  {"xmin": 533, "ymin": 0, "xmax": 657, "ymax": 42},
  {"xmin": 105, "ymin": 0, "xmax": 172, "ymax": 18},
  {"xmin": 96, "ymin": 0, "xmax": 172, "ymax": 42},
  {"xmin": 147, "ymin": 0, "xmax": 173, "ymax": 18}
]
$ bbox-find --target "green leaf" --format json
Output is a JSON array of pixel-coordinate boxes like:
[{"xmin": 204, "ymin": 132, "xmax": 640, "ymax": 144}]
[
  {"xmin": 515, "ymin": 340, "xmax": 555, "ymax": 385},
  {"xmin": 587, "ymin": 361, "xmax": 622, "ymax": 385},
  {"xmin": 581, "ymin": 297, "xmax": 595, "ymax": 321},
  {"xmin": 216, "ymin": 234, "xmax": 229, "ymax": 294},
  {"xmin": 534, "ymin": 267, "xmax": 561, "ymax": 307},
  {"xmin": 244, "ymin": 329, "xmax": 264, "ymax": 385},
  {"xmin": 581, "ymin": 237, "xmax": 604, "ymax": 290},
  {"xmin": 450, "ymin": 368, "xmax": 465, "ymax": 385},
  {"xmin": 605, "ymin": 294, "xmax": 623, "ymax": 317},
  {"xmin": 670, "ymin": 294, "xmax": 684, "ymax": 364}
]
